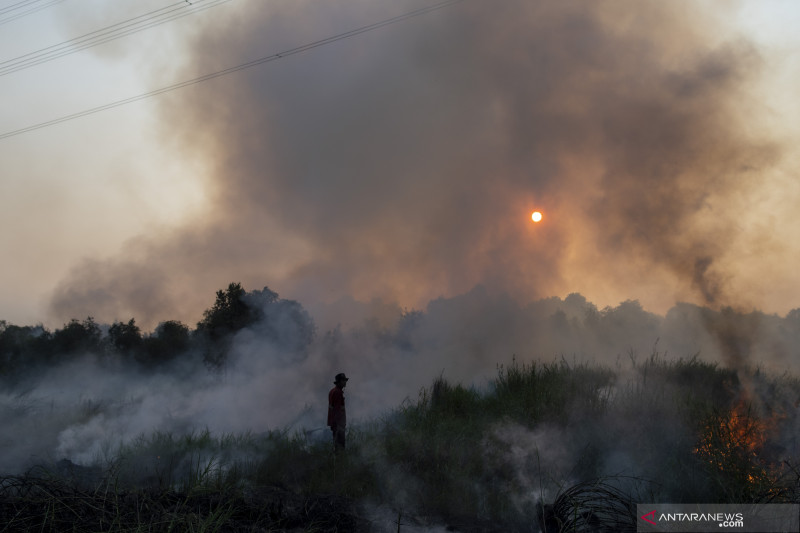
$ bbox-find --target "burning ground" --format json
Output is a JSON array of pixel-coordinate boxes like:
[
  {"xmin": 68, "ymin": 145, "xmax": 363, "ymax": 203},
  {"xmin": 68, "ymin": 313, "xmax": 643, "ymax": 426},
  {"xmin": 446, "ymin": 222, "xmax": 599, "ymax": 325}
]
[{"xmin": 2, "ymin": 284, "xmax": 800, "ymax": 531}]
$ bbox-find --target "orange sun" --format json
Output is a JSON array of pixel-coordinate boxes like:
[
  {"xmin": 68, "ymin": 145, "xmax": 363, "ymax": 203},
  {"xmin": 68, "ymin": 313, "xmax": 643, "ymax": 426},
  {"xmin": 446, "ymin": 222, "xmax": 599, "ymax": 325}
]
[{"xmin": 531, "ymin": 211, "xmax": 543, "ymax": 222}]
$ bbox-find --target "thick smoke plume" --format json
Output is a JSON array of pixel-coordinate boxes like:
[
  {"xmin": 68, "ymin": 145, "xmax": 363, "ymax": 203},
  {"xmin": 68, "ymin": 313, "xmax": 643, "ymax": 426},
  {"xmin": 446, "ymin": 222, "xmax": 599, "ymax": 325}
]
[{"xmin": 49, "ymin": 0, "xmax": 787, "ymax": 331}]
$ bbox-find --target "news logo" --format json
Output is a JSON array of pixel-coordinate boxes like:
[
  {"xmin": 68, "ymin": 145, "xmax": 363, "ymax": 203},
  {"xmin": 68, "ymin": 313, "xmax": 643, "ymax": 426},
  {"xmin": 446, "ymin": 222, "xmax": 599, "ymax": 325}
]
[{"xmin": 636, "ymin": 504, "xmax": 798, "ymax": 532}]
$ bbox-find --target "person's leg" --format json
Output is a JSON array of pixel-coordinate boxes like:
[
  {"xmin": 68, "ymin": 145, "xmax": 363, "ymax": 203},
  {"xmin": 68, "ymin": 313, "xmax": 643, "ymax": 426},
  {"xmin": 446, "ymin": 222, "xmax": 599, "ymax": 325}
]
[{"xmin": 334, "ymin": 426, "xmax": 346, "ymax": 451}]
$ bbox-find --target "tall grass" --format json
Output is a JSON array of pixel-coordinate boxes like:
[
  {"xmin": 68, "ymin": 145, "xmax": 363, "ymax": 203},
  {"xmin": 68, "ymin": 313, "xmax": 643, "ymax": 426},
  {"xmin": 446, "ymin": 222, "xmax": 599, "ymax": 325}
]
[
  {"xmin": 2, "ymin": 356, "xmax": 799, "ymax": 531},
  {"xmin": 492, "ymin": 357, "xmax": 614, "ymax": 424}
]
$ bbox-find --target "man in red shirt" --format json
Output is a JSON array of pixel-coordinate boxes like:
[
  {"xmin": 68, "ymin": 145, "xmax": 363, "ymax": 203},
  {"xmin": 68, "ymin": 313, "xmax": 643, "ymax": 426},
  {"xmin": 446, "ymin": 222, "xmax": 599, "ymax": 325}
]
[{"xmin": 327, "ymin": 373, "xmax": 348, "ymax": 451}]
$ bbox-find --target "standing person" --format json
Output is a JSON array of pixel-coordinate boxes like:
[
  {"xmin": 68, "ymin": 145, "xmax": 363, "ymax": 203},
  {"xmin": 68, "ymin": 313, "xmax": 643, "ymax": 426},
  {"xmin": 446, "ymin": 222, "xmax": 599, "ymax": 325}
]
[{"xmin": 327, "ymin": 373, "xmax": 348, "ymax": 451}]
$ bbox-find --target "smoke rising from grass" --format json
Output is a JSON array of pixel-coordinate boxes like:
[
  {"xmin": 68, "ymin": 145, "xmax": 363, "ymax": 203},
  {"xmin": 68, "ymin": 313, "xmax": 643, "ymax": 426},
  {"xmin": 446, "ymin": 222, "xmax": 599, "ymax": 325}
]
[
  {"xmin": 5, "ymin": 286, "xmax": 800, "ymax": 475},
  {"xmin": 5, "ymin": 283, "xmax": 800, "ymax": 531}
]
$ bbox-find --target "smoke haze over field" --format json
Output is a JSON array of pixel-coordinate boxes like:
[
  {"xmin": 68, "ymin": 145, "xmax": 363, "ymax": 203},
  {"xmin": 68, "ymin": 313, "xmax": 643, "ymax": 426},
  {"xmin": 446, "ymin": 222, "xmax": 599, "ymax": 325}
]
[
  {"xmin": 4, "ymin": 285, "xmax": 800, "ymax": 474},
  {"xmin": 31, "ymin": 0, "xmax": 799, "ymax": 329}
]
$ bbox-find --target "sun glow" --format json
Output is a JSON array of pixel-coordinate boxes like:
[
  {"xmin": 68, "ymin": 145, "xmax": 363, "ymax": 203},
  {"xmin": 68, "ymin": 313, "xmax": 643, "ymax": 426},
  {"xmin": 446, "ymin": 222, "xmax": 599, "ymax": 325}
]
[{"xmin": 531, "ymin": 211, "xmax": 543, "ymax": 222}]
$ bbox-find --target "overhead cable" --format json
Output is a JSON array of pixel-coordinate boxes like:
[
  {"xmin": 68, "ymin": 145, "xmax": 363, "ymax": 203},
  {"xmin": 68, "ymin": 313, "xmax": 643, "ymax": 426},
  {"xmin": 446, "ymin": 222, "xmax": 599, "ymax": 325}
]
[
  {"xmin": 0, "ymin": 0, "xmax": 465, "ymax": 141},
  {"xmin": 0, "ymin": 0, "xmax": 51, "ymax": 16},
  {"xmin": 0, "ymin": 0, "xmax": 67, "ymax": 25},
  {"xmin": 0, "ymin": 0, "xmax": 234, "ymax": 76}
]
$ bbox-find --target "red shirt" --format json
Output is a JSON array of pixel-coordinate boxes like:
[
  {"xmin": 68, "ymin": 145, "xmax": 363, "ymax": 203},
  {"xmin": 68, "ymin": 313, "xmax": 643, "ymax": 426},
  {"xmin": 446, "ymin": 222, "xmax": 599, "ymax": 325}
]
[{"xmin": 328, "ymin": 386, "xmax": 346, "ymax": 427}]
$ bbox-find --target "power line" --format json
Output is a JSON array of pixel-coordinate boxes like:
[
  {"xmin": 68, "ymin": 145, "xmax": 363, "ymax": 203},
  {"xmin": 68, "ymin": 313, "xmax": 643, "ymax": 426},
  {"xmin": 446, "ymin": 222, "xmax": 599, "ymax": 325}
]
[
  {"xmin": 0, "ymin": 0, "xmax": 465, "ymax": 141},
  {"xmin": 0, "ymin": 0, "xmax": 49, "ymax": 16},
  {"xmin": 0, "ymin": 0, "xmax": 67, "ymax": 25},
  {"xmin": 0, "ymin": 0, "xmax": 234, "ymax": 76}
]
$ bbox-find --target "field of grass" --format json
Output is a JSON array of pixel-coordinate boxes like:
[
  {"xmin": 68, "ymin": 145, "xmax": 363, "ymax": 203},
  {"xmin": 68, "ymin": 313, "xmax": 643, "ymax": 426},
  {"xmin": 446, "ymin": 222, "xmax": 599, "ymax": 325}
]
[{"xmin": 1, "ymin": 355, "xmax": 799, "ymax": 532}]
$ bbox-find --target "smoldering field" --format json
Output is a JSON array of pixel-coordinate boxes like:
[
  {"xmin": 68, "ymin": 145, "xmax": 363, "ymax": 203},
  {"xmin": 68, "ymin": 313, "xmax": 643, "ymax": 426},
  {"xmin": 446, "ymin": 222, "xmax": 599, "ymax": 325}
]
[
  {"xmin": 4, "ymin": 0, "xmax": 800, "ymax": 527},
  {"xmin": 2, "ymin": 284, "xmax": 800, "ymax": 530}
]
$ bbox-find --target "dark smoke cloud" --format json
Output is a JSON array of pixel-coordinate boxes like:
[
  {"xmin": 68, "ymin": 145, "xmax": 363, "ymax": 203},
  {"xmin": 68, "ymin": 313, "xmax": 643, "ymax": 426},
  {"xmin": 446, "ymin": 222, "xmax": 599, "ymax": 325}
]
[{"xmin": 50, "ymin": 0, "xmax": 783, "ymax": 329}]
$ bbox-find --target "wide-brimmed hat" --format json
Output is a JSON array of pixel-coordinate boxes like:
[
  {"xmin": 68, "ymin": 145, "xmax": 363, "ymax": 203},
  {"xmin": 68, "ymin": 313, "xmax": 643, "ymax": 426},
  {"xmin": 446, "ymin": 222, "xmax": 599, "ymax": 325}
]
[{"xmin": 334, "ymin": 373, "xmax": 349, "ymax": 384}]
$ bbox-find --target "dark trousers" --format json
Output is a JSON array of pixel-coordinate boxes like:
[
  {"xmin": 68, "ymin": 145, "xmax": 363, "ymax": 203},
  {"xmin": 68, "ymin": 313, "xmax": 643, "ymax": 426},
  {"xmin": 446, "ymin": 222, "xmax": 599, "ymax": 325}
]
[{"xmin": 331, "ymin": 425, "xmax": 346, "ymax": 451}]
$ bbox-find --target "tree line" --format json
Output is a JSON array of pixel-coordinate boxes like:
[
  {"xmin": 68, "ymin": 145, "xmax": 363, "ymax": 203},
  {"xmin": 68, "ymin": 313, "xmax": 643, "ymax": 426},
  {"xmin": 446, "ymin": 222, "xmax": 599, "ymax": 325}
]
[{"xmin": 0, "ymin": 283, "xmax": 315, "ymax": 381}]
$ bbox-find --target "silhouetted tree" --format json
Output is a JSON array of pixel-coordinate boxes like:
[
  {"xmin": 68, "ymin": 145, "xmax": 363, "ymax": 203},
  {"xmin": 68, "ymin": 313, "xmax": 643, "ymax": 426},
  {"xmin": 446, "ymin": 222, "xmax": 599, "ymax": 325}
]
[
  {"xmin": 197, "ymin": 283, "xmax": 253, "ymax": 341},
  {"xmin": 244, "ymin": 286, "xmax": 279, "ymax": 309},
  {"xmin": 108, "ymin": 318, "xmax": 144, "ymax": 360},
  {"xmin": 197, "ymin": 283, "xmax": 255, "ymax": 369},
  {"xmin": 51, "ymin": 317, "xmax": 102, "ymax": 356},
  {"xmin": 549, "ymin": 309, "xmax": 571, "ymax": 335},
  {"xmin": 143, "ymin": 320, "xmax": 191, "ymax": 366},
  {"xmin": 195, "ymin": 283, "xmax": 317, "ymax": 369},
  {"xmin": 0, "ymin": 321, "xmax": 52, "ymax": 377},
  {"xmin": 785, "ymin": 308, "xmax": 800, "ymax": 332}
]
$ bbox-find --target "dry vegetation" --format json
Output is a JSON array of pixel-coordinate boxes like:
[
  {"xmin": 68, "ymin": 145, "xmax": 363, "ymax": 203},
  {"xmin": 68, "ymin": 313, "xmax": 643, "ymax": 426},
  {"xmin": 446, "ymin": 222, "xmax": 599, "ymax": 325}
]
[{"xmin": 1, "ymin": 356, "xmax": 798, "ymax": 532}]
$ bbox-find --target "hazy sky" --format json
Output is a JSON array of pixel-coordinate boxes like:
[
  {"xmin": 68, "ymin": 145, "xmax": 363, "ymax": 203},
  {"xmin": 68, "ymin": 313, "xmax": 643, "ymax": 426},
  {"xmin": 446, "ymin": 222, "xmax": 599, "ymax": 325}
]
[{"xmin": 2, "ymin": 0, "xmax": 799, "ymax": 330}]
